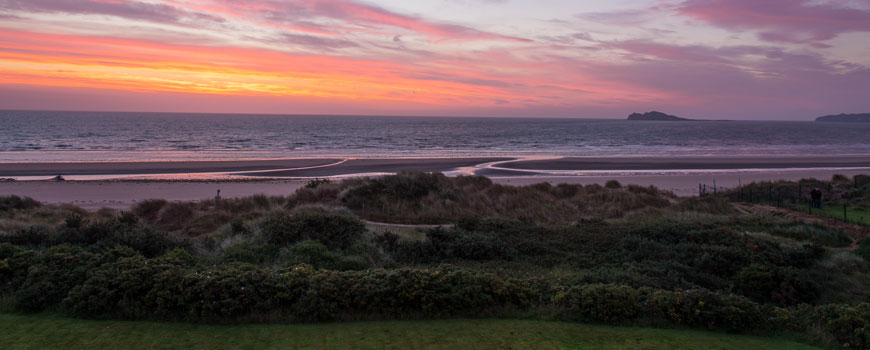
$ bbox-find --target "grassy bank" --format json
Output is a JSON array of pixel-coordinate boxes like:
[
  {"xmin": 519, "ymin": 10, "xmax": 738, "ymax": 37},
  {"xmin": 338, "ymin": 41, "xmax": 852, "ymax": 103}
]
[{"xmin": 0, "ymin": 314, "xmax": 821, "ymax": 350}]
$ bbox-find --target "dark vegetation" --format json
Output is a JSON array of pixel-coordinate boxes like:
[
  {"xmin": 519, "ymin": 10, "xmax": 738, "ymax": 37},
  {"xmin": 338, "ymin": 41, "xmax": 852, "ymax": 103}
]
[
  {"xmin": 722, "ymin": 174, "xmax": 870, "ymax": 224},
  {"xmin": 2, "ymin": 171, "xmax": 870, "ymax": 349}
]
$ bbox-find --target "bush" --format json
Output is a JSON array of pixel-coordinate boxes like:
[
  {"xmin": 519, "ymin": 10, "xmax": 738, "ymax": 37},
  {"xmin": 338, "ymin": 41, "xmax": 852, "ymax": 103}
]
[
  {"xmin": 260, "ymin": 207, "xmax": 365, "ymax": 250},
  {"xmin": 219, "ymin": 242, "xmax": 279, "ymax": 265},
  {"xmin": 305, "ymin": 178, "xmax": 332, "ymax": 189},
  {"xmin": 0, "ymin": 195, "xmax": 41, "ymax": 212},
  {"xmin": 278, "ymin": 240, "xmax": 369, "ymax": 271},
  {"xmin": 385, "ymin": 228, "xmax": 517, "ymax": 263},
  {"xmin": 856, "ymin": 239, "xmax": 870, "ymax": 262},
  {"xmin": 554, "ymin": 284, "xmax": 640, "ymax": 323},
  {"xmin": 649, "ymin": 288, "xmax": 766, "ymax": 331},
  {"xmin": 132, "ymin": 199, "xmax": 167, "ymax": 221},
  {"xmin": 0, "ymin": 226, "xmax": 52, "ymax": 246},
  {"xmin": 14, "ymin": 246, "xmax": 99, "ymax": 311},
  {"xmin": 733, "ymin": 264, "xmax": 818, "ymax": 306},
  {"xmin": 605, "ymin": 180, "xmax": 622, "ymax": 189}
]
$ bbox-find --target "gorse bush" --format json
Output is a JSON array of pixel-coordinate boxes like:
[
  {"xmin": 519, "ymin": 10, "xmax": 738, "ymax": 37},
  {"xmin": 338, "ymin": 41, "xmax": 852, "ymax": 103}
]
[
  {"xmin": 260, "ymin": 206, "xmax": 365, "ymax": 250},
  {"xmin": 733, "ymin": 264, "xmax": 819, "ymax": 306},
  {"xmin": 5, "ymin": 173, "xmax": 870, "ymax": 348},
  {"xmin": 3, "ymin": 242, "xmax": 868, "ymax": 348},
  {"xmin": 277, "ymin": 240, "xmax": 368, "ymax": 271}
]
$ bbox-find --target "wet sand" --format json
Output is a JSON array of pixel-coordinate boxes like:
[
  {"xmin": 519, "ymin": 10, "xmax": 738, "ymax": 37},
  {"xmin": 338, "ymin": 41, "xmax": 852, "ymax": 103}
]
[
  {"xmin": 496, "ymin": 156, "xmax": 870, "ymax": 171},
  {"xmin": 0, "ymin": 157, "xmax": 511, "ymax": 178},
  {"xmin": 1, "ymin": 156, "xmax": 869, "ymax": 209},
  {"xmin": 240, "ymin": 158, "xmax": 512, "ymax": 177},
  {"xmin": 0, "ymin": 158, "xmax": 342, "ymax": 176},
  {"xmin": 1, "ymin": 168, "xmax": 868, "ymax": 210},
  {"xmin": 3, "ymin": 156, "xmax": 869, "ymax": 179}
]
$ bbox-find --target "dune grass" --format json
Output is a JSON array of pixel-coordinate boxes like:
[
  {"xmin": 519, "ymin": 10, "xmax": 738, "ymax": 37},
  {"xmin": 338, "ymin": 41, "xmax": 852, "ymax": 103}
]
[{"xmin": 0, "ymin": 314, "xmax": 821, "ymax": 350}]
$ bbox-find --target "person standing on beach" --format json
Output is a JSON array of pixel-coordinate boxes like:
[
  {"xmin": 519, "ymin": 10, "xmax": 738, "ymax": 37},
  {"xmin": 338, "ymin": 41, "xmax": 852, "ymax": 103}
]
[{"xmin": 810, "ymin": 187, "xmax": 823, "ymax": 209}]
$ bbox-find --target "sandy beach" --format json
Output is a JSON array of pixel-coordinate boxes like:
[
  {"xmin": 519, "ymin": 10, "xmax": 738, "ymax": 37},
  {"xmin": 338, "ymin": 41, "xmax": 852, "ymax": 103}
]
[
  {"xmin": 3, "ymin": 156, "xmax": 870, "ymax": 179},
  {"xmin": 0, "ymin": 156, "xmax": 868, "ymax": 209},
  {"xmin": 0, "ymin": 158, "xmax": 343, "ymax": 176},
  {"xmin": 495, "ymin": 156, "xmax": 870, "ymax": 171}
]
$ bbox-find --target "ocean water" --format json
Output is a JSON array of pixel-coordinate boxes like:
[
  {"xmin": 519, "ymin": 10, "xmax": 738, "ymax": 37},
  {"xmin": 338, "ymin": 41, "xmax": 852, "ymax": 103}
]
[{"xmin": 2, "ymin": 110, "xmax": 870, "ymax": 162}]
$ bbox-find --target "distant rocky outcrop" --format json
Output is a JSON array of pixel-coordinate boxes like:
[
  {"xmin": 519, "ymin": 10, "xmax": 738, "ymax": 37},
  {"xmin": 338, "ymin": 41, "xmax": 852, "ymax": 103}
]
[
  {"xmin": 815, "ymin": 113, "xmax": 870, "ymax": 123},
  {"xmin": 627, "ymin": 111, "xmax": 691, "ymax": 121}
]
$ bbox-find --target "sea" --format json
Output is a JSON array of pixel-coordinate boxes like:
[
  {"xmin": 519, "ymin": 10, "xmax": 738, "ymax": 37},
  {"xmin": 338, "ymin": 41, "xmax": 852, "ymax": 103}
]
[{"xmin": 2, "ymin": 110, "xmax": 870, "ymax": 162}]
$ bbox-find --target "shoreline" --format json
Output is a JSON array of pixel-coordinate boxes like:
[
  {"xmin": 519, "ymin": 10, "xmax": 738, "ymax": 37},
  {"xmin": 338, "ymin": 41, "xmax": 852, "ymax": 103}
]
[
  {"xmin": 1, "ymin": 168, "xmax": 868, "ymax": 210},
  {"xmin": 2, "ymin": 156, "xmax": 870, "ymax": 179},
  {"xmin": 1, "ymin": 156, "xmax": 868, "ymax": 209}
]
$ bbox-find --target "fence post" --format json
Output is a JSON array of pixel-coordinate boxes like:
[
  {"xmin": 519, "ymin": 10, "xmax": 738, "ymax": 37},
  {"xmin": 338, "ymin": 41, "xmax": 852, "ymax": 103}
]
[
  {"xmin": 699, "ymin": 183, "xmax": 702, "ymax": 197},
  {"xmin": 713, "ymin": 179, "xmax": 717, "ymax": 195},
  {"xmin": 844, "ymin": 204, "xmax": 847, "ymax": 222}
]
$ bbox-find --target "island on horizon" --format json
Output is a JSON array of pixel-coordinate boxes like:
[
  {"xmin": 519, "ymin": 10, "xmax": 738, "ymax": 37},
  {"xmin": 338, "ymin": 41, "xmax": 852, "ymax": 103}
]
[
  {"xmin": 815, "ymin": 113, "xmax": 870, "ymax": 123},
  {"xmin": 627, "ymin": 111, "xmax": 692, "ymax": 121}
]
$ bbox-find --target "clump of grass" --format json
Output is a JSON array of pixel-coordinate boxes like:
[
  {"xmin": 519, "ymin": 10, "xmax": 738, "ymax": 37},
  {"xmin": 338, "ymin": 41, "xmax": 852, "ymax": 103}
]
[
  {"xmin": 0, "ymin": 195, "xmax": 41, "ymax": 212},
  {"xmin": 285, "ymin": 171, "xmax": 678, "ymax": 224}
]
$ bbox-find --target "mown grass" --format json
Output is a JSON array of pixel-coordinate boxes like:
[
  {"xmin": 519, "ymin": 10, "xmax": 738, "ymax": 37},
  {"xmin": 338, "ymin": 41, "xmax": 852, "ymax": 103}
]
[
  {"xmin": 789, "ymin": 204, "xmax": 870, "ymax": 226},
  {"xmin": 0, "ymin": 314, "xmax": 821, "ymax": 350}
]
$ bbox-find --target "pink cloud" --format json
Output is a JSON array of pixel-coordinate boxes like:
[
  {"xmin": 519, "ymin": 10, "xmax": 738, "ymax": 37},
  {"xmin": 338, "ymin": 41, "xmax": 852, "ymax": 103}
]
[
  {"xmin": 304, "ymin": 0, "xmax": 531, "ymax": 42},
  {"xmin": 199, "ymin": 0, "xmax": 530, "ymax": 42},
  {"xmin": 679, "ymin": 0, "xmax": 870, "ymax": 45},
  {"xmin": 0, "ymin": 0, "xmax": 224, "ymax": 24}
]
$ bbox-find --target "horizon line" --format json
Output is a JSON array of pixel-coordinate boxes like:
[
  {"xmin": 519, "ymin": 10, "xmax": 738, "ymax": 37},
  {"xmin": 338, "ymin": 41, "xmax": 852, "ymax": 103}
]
[{"xmin": 0, "ymin": 108, "xmax": 808, "ymax": 122}]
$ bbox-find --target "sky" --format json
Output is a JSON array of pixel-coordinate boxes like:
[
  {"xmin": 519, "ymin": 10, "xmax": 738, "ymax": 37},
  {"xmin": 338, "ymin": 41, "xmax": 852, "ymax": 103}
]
[{"xmin": 0, "ymin": 0, "xmax": 869, "ymax": 120}]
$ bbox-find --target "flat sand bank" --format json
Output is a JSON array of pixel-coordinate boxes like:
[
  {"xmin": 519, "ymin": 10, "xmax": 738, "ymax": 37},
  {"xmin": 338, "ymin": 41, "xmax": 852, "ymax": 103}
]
[
  {"xmin": 496, "ymin": 156, "xmax": 870, "ymax": 171},
  {"xmin": 4, "ymin": 156, "xmax": 870, "ymax": 179},
  {"xmin": 1, "ymin": 156, "xmax": 869, "ymax": 209},
  {"xmin": 240, "ymin": 158, "xmax": 513, "ymax": 177},
  {"xmin": 0, "ymin": 158, "xmax": 342, "ymax": 176},
  {"xmin": 2, "ymin": 168, "xmax": 867, "ymax": 210},
  {"xmin": 0, "ymin": 157, "xmax": 511, "ymax": 178}
]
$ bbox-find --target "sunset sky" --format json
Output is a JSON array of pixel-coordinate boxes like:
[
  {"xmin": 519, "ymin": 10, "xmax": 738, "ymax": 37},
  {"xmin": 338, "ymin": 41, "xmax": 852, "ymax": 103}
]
[{"xmin": 1, "ymin": 0, "xmax": 869, "ymax": 119}]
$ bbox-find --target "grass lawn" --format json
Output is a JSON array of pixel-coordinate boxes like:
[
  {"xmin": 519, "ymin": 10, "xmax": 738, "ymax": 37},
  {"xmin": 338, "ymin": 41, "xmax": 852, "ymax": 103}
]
[
  {"xmin": 813, "ymin": 205, "xmax": 870, "ymax": 226},
  {"xmin": 784, "ymin": 203, "xmax": 870, "ymax": 226},
  {"xmin": 0, "ymin": 314, "xmax": 821, "ymax": 350}
]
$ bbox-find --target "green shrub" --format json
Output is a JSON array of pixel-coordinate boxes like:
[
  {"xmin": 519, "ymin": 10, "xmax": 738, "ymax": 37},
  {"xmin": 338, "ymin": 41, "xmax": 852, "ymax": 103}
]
[
  {"xmin": 856, "ymin": 239, "xmax": 870, "ymax": 262},
  {"xmin": 0, "ymin": 226, "xmax": 52, "ymax": 246},
  {"xmin": 219, "ymin": 242, "xmax": 279, "ymax": 265},
  {"xmin": 0, "ymin": 195, "xmax": 41, "ymax": 212},
  {"xmin": 260, "ymin": 207, "xmax": 365, "ymax": 250},
  {"xmin": 554, "ymin": 284, "xmax": 640, "ymax": 323},
  {"xmin": 733, "ymin": 264, "xmax": 818, "ymax": 306},
  {"xmin": 385, "ymin": 228, "xmax": 516, "ymax": 263},
  {"xmin": 649, "ymin": 288, "xmax": 766, "ymax": 331},
  {"xmin": 14, "ymin": 246, "xmax": 99, "ymax": 311},
  {"xmin": 132, "ymin": 199, "xmax": 167, "ymax": 221},
  {"xmin": 278, "ymin": 240, "xmax": 369, "ymax": 271},
  {"xmin": 605, "ymin": 180, "xmax": 622, "ymax": 189},
  {"xmin": 812, "ymin": 303, "xmax": 870, "ymax": 350},
  {"xmin": 305, "ymin": 178, "xmax": 332, "ymax": 189}
]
